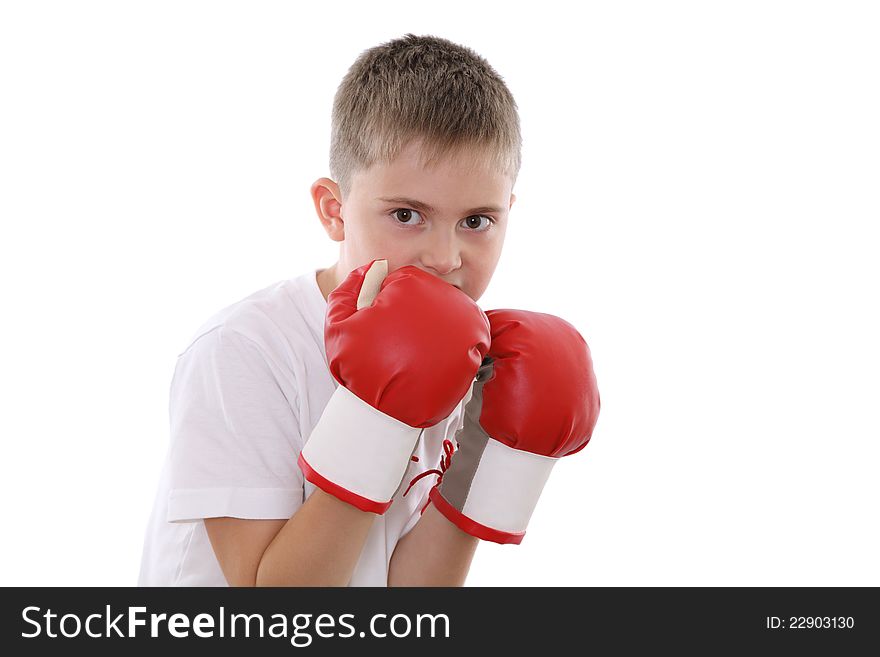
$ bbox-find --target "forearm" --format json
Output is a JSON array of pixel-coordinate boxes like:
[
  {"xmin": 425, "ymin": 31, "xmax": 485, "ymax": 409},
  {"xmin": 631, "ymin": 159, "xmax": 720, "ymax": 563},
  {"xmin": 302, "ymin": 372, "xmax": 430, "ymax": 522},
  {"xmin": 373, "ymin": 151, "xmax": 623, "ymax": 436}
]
[
  {"xmin": 387, "ymin": 502, "xmax": 479, "ymax": 587},
  {"xmin": 256, "ymin": 488, "xmax": 375, "ymax": 586}
]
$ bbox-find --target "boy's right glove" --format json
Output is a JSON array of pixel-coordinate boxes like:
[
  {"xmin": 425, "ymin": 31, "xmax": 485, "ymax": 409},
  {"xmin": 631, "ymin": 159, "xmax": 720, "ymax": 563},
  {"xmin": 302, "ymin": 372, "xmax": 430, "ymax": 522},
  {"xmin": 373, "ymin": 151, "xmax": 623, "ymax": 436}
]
[{"xmin": 298, "ymin": 259, "xmax": 491, "ymax": 514}]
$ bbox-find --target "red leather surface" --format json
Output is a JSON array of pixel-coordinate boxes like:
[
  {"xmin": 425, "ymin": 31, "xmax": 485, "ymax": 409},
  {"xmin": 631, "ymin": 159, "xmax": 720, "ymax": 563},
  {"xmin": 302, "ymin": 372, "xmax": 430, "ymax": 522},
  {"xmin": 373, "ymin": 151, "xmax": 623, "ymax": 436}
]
[
  {"xmin": 481, "ymin": 309, "xmax": 601, "ymax": 457},
  {"xmin": 325, "ymin": 260, "xmax": 491, "ymax": 428},
  {"xmin": 427, "ymin": 486, "xmax": 525, "ymax": 545}
]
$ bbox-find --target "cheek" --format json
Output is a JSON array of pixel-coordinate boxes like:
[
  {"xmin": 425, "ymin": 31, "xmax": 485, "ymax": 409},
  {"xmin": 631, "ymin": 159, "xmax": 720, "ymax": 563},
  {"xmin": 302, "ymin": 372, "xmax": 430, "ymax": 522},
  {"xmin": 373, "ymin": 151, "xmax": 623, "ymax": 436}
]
[
  {"xmin": 358, "ymin": 230, "xmax": 415, "ymax": 268},
  {"xmin": 350, "ymin": 219, "xmax": 390, "ymax": 249},
  {"xmin": 467, "ymin": 240, "xmax": 503, "ymax": 288},
  {"xmin": 464, "ymin": 259, "xmax": 497, "ymax": 294},
  {"xmin": 469, "ymin": 235, "xmax": 504, "ymax": 268}
]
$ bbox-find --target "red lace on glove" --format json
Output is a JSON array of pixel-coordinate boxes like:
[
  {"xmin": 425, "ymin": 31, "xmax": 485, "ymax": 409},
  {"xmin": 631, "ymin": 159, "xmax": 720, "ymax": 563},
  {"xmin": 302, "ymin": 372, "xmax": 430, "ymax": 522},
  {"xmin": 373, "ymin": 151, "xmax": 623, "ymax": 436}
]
[{"xmin": 403, "ymin": 438, "xmax": 456, "ymax": 515}]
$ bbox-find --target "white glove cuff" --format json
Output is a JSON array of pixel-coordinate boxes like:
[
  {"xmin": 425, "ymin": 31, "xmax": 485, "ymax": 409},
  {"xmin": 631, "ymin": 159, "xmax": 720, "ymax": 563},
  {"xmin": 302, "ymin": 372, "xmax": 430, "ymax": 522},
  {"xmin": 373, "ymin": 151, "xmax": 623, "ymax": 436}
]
[
  {"xmin": 299, "ymin": 384, "xmax": 422, "ymax": 514},
  {"xmin": 432, "ymin": 439, "xmax": 558, "ymax": 543}
]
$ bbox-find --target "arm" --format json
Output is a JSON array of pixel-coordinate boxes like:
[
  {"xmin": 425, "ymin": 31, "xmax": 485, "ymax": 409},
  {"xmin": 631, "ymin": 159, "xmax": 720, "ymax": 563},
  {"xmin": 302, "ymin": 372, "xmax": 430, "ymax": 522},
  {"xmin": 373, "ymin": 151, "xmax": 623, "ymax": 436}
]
[
  {"xmin": 205, "ymin": 261, "xmax": 489, "ymax": 587},
  {"xmin": 387, "ymin": 503, "xmax": 479, "ymax": 587},
  {"xmin": 205, "ymin": 488, "xmax": 374, "ymax": 587}
]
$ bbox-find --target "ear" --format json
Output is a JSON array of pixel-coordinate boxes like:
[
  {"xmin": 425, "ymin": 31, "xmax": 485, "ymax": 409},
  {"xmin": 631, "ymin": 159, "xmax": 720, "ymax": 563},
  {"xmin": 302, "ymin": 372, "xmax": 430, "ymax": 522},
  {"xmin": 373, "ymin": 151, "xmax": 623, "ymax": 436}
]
[
  {"xmin": 311, "ymin": 178, "xmax": 345, "ymax": 242},
  {"xmin": 509, "ymin": 192, "xmax": 517, "ymax": 209}
]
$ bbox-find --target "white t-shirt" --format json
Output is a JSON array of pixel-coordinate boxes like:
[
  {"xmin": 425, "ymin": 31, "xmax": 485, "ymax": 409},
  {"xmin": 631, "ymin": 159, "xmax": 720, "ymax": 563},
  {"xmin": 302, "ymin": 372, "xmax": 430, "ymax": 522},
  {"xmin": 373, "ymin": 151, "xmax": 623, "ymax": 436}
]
[{"xmin": 137, "ymin": 269, "xmax": 467, "ymax": 586}]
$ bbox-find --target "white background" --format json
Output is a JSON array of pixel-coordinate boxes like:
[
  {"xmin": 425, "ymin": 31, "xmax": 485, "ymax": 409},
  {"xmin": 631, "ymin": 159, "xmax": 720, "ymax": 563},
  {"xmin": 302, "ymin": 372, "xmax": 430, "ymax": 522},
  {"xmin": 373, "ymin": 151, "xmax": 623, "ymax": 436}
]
[{"xmin": 1, "ymin": 0, "xmax": 877, "ymax": 587}]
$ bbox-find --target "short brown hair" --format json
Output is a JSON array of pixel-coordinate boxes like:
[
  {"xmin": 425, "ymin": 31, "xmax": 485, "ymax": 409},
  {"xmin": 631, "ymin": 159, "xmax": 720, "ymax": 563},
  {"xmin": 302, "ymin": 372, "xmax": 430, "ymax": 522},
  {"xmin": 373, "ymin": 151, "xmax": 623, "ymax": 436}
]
[{"xmin": 329, "ymin": 33, "xmax": 522, "ymax": 199}]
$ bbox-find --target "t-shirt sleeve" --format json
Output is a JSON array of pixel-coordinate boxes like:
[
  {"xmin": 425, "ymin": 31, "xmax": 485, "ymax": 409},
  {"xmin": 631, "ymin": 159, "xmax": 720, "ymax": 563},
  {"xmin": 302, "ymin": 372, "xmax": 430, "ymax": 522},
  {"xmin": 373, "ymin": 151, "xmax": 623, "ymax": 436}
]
[{"xmin": 165, "ymin": 326, "xmax": 304, "ymax": 522}]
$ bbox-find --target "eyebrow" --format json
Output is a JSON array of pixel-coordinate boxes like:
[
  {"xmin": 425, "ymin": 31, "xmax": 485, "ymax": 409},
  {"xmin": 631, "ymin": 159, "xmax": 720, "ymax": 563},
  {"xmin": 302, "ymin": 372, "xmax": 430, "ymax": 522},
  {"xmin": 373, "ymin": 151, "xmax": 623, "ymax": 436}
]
[{"xmin": 377, "ymin": 196, "xmax": 504, "ymax": 215}]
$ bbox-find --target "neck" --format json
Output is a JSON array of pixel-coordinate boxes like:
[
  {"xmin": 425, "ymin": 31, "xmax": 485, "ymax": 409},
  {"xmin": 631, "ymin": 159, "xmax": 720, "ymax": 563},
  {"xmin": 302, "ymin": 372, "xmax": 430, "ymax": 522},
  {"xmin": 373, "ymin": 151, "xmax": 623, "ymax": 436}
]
[{"xmin": 316, "ymin": 264, "xmax": 339, "ymax": 301}]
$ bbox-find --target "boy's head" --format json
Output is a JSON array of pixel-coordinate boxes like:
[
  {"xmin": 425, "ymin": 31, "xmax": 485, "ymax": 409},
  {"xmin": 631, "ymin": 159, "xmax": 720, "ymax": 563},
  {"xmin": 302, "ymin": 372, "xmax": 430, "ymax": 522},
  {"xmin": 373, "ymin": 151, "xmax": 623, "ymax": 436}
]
[{"xmin": 312, "ymin": 34, "xmax": 521, "ymax": 303}]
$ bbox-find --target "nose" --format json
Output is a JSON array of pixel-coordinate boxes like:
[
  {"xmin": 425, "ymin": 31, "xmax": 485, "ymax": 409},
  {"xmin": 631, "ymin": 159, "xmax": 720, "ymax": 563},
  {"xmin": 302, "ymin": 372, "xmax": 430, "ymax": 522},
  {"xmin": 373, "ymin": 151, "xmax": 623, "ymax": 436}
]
[{"xmin": 419, "ymin": 230, "xmax": 462, "ymax": 277}]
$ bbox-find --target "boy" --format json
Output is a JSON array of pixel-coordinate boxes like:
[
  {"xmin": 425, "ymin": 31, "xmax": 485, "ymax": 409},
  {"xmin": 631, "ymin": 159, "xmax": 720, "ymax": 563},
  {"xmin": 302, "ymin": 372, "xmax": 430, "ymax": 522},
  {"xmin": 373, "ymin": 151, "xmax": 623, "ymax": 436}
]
[{"xmin": 138, "ymin": 33, "xmax": 599, "ymax": 587}]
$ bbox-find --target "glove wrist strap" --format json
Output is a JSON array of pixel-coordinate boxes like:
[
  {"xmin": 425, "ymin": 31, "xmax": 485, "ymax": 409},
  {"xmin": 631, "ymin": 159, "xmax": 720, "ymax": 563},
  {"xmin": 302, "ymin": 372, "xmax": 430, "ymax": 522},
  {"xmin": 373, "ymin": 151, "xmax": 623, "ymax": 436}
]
[
  {"xmin": 299, "ymin": 384, "xmax": 422, "ymax": 514},
  {"xmin": 433, "ymin": 437, "xmax": 558, "ymax": 543}
]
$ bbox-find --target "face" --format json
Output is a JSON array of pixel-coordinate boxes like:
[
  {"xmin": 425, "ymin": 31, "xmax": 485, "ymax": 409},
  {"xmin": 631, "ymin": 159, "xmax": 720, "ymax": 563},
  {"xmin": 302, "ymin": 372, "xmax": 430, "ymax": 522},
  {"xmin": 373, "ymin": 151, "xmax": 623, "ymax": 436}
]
[{"xmin": 312, "ymin": 139, "xmax": 515, "ymax": 302}]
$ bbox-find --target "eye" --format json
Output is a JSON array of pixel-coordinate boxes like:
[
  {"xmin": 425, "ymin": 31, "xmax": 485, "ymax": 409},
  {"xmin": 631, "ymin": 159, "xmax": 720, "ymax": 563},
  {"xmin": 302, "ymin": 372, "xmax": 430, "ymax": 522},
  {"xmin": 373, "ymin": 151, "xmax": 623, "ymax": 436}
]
[
  {"xmin": 391, "ymin": 208, "xmax": 423, "ymax": 226},
  {"xmin": 461, "ymin": 215, "xmax": 494, "ymax": 232}
]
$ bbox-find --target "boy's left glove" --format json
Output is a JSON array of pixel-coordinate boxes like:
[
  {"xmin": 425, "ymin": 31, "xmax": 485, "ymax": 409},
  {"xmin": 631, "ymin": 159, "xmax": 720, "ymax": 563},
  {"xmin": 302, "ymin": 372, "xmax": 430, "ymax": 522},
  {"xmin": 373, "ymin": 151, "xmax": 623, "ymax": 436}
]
[{"xmin": 427, "ymin": 309, "xmax": 600, "ymax": 544}]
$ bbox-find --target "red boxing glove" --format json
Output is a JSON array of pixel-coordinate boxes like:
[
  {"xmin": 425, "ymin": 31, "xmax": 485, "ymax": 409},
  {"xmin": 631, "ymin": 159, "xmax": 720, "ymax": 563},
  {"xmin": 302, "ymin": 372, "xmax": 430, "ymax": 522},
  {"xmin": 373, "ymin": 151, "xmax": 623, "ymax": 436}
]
[
  {"xmin": 299, "ymin": 259, "xmax": 491, "ymax": 514},
  {"xmin": 428, "ymin": 309, "xmax": 600, "ymax": 543}
]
